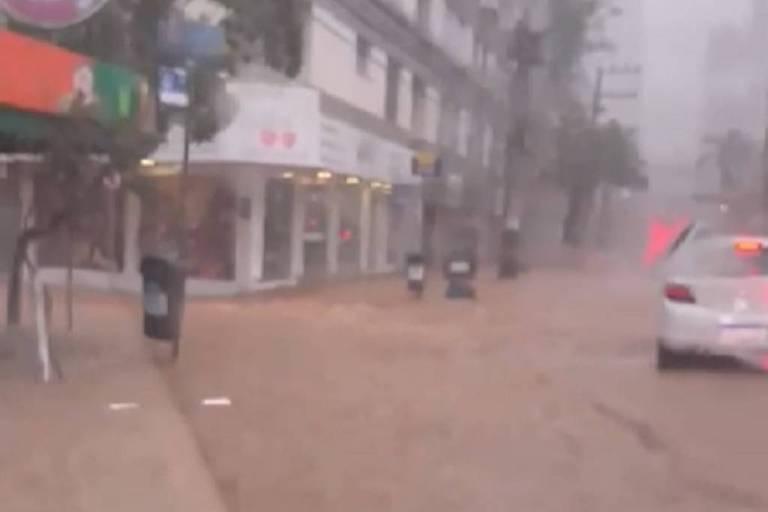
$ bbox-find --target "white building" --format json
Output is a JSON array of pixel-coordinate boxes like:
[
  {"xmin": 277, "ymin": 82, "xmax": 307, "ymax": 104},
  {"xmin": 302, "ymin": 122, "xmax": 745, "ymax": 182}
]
[{"xmin": 13, "ymin": 0, "xmax": 509, "ymax": 297}]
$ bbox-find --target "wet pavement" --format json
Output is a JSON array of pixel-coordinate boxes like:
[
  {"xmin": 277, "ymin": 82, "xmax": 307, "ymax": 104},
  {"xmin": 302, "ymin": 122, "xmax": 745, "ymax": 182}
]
[{"xmin": 164, "ymin": 269, "xmax": 768, "ymax": 512}]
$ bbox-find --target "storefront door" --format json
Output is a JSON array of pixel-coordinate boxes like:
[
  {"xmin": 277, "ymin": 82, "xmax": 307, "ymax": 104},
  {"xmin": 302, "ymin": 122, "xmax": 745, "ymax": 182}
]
[
  {"xmin": 303, "ymin": 185, "xmax": 328, "ymax": 280},
  {"xmin": 338, "ymin": 184, "xmax": 362, "ymax": 275},
  {"xmin": 263, "ymin": 178, "xmax": 294, "ymax": 281},
  {"xmin": 0, "ymin": 172, "xmax": 20, "ymax": 274},
  {"xmin": 368, "ymin": 193, "xmax": 382, "ymax": 273}
]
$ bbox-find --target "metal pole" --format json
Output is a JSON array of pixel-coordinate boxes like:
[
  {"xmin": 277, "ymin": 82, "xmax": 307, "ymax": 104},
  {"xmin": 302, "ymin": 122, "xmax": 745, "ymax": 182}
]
[
  {"xmin": 498, "ymin": 52, "xmax": 532, "ymax": 279},
  {"xmin": 589, "ymin": 66, "xmax": 606, "ymax": 247},
  {"xmin": 591, "ymin": 66, "xmax": 605, "ymax": 124},
  {"xmin": 178, "ymin": 63, "xmax": 193, "ymax": 263}
]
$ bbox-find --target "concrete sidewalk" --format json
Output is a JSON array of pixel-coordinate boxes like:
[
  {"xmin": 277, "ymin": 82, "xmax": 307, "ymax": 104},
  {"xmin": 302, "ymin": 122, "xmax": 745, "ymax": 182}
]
[{"xmin": 0, "ymin": 292, "xmax": 227, "ymax": 512}]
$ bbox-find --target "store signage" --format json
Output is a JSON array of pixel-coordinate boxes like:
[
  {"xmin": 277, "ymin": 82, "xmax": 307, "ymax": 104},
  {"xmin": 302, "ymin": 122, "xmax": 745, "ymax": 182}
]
[
  {"xmin": 319, "ymin": 116, "xmax": 416, "ymax": 184},
  {"xmin": 153, "ymin": 82, "xmax": 321, "ymax": 167},
  {"xmin": 0, "ymin": 0, "xmax": 110, "ymax": 29},
  {"xmin": 0, "ymin": 30, "xmax": 147, "ymax": 126},
  {"xmin": 319, "ymin": 118, "xmax": 356, "ymax": 174}
]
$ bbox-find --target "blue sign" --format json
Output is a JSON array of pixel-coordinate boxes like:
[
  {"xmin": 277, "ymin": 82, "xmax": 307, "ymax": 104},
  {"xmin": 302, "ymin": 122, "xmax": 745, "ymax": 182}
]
[{"xmin": 159, "ymin": 67, "xmax": 189, "ymax": 108}]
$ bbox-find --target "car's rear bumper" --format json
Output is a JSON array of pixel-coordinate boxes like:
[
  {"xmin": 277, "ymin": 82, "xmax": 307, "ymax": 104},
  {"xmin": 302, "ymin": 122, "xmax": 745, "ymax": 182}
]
[{"xmin": 659, "ymin": 338, "xmax": 768, "ymax": 371}]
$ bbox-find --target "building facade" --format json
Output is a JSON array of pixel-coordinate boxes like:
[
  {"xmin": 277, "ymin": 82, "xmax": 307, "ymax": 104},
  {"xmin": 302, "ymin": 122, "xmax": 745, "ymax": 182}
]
[{"xmin": 5, "ymin": 0, "xmax": 510, "ymax": 296}]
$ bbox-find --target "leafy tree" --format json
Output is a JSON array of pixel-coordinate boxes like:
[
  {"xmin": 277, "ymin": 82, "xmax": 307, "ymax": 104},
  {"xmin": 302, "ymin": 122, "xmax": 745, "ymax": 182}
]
[
  {"xmin": 716, "ymin": 129, "xmax": 754, "ymax": 192},
  {"xmin": 3, "ymin": 0, "xmax": 307, "ymax": 325},
  {"xmin": 548, "ymin": 0, "xmax": 601, "ymax": 84},
  {"xmin": 596, "ymin": 120, "xmax": 645, "ymax": 189}
]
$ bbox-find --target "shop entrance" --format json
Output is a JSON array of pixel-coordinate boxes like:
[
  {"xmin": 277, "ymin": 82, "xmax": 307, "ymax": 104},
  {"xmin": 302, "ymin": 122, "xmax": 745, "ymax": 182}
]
[
  {"xmin": 338, "ymin": 184, "xmax": 362, "ymax": 275},
  {"xmin": 263, "ymin": 178, "xmax": 294, "ymax": 281},
  {"xmin": 303, "ymin": 185, "xmax": 328, "ymax": 280},
  {"xmin": 0, "ymin": 172, "xmax": 20, "ymax": 274}
]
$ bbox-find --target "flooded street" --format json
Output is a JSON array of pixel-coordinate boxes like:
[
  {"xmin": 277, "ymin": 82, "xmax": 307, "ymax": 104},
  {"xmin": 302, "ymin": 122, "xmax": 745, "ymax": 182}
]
[{"xmin": 165, "ymin": 268, "xmax": 768, "ymax": 512}]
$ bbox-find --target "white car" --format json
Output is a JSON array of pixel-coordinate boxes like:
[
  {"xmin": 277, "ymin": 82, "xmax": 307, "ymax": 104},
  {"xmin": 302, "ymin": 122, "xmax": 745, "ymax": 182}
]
[{"xmin": 658, "ymin": 228, "xmax": 768, "ymax": 371}]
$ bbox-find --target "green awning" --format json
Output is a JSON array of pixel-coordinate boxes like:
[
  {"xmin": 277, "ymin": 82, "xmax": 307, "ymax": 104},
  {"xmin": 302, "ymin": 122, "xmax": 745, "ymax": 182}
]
[{"xmin": 0, "ymin": 109, "xmax": 51, "ymax": 141}]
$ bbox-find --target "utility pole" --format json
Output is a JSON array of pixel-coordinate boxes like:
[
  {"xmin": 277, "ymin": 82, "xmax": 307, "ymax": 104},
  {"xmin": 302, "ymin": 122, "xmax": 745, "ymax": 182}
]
[
  {"xmin": 591, "ymin": 66, "xmax": 605, "ymax": 124},
  {"xmin": 498, "ymin": 15, "xmax": 542, "ymax": 279}
]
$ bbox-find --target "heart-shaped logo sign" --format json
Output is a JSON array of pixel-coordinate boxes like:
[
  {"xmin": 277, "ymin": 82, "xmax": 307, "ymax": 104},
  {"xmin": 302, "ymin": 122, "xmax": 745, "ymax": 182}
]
[
  {"xmin": 283, "ymin": 132, "xmax": 297, "ymax": 148},
  {"xmin": 260, "ymin": 130, "xmax": 277, "ymax": 147}
]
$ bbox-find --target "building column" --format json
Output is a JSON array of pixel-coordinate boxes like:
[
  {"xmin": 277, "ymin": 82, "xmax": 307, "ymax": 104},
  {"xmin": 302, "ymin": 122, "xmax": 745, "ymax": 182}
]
[
  {"xmin": 248, "ymin": 175, "xmax": 267, "ymax": 284},
  {"xmin": 326, "ymin": 181, "xmax": 340, "ymax": 276},
  {"xmin": 290, "ymin": 184, "xmax": 307, "ymax": 279},
  {"xmin": 122, "ymin": 192, "xmax": 141, "ymax": 281},
  {"xmin": 377, "ymin": 193, "xmax": 391, "ymax": 272},
  {"xmin": 359, "ymin": 185, "xmax": 372, "ymax": 273}
]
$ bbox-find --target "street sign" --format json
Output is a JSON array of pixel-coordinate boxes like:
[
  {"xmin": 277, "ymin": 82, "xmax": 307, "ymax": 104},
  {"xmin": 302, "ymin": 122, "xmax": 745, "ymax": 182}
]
[
  {"xmin": 411, "ymin": 151, "xmax": 441, "ymax": 177},
  {"xmin": 159, "ymin": 67, "xmax": 190, "ymax": 108}
]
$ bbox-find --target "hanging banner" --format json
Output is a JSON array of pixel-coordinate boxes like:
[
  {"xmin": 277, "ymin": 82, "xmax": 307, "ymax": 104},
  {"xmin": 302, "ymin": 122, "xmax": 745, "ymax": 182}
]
[{"xmin": 0, "ymin": 0, "xmax": 111, "ymax": 29}]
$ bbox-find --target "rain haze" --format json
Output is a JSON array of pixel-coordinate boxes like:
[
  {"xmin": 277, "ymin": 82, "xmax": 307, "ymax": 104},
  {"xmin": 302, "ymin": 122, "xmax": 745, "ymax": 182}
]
[
  {"xmin": 7, "ymin": 1, "xmax": 768, "ymax": 511},
  {"xmin": 645, "ymin": 0, "xmax": 749, "ymax": 171}
]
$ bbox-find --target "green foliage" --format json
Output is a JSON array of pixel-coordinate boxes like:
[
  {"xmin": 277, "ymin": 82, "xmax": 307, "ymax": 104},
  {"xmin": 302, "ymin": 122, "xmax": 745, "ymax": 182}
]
[
  {"xmin": 596, "ymin": 120, "xmax": 644, "ymax": 188},
  {"xmin": 716, "ymin": 129, "xmax": 754, "ymax": 191},
  {"xmin": 548, "ymin": 0, "xmax": 601, "ymax": 84},
  {"xmin": 556, "ymin": 118, "xmax": 645, "ymax": 189}
]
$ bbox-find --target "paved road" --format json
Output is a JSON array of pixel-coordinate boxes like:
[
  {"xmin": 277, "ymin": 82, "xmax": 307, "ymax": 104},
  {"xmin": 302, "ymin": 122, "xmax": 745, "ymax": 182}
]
[{"xmin": 165, "ymin": 269, "xmax": 768, "ymax": 512}]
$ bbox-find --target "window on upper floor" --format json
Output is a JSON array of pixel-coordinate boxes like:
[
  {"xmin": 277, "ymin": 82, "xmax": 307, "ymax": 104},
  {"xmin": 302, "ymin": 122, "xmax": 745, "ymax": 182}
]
[
  {"xmin": 411, "ymin": 75, "xmax": 427, "ymax": 136},
  {"xmin": 483, "ymin": 124, "xmax": 494, "ymax": 167},
  {"xmin": 356, "ymin": 36, "xmax": 372, "ymax": 77},
  {"xmin": 417, "ymin": 0, "xmax": 432, "ymax": 32},
  {"xmin": 474, "ymin": 40, "xmax": 485, "ymax": 70},
  {"xmin": 439, "ymin": 101, "xmax": 458, "ymax": 148},
  {"xmin": 458, "ymin": 109, "xmax": 470, "ymax": 156},
  {"xmin": 385, "ymin": 57, "xmax": 401, "ymax": 122}
]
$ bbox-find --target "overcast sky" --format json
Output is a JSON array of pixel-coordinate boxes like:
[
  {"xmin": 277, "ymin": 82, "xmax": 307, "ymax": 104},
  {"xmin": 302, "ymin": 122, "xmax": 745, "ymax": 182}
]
[{"xmin": 643, "ymin": 0, "xmax": 748, "ymax": 168}]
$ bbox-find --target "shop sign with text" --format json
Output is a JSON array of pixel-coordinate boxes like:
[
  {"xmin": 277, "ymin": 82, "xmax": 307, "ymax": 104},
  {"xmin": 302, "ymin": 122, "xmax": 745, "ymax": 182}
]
[{"xmin": 0, "ymin": 30, "xmax": 148, "ymax": 127}]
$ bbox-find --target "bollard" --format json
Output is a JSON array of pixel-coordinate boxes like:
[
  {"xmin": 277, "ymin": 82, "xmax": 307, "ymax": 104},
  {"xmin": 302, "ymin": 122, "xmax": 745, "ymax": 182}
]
[
  {"xmin": 444, "ymin": 250, "xmax": 477, "ymax": 300},
  {"xmin": 405, "ymin": 253, "xmax": 426, "ymax": 298},
  {"xmin": 140, "ymin": 256, "xmax": 186, "ymax": 359}
]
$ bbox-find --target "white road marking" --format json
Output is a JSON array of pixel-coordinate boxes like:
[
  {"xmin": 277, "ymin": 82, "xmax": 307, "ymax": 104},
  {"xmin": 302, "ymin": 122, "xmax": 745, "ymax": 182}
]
[
  {"xmin": 108, "ymin": 402, "xmax": 140, "ymax": 411},
  {"xmin": 202, "ymin": 397, "xmax": 232, "ymax": 407}
]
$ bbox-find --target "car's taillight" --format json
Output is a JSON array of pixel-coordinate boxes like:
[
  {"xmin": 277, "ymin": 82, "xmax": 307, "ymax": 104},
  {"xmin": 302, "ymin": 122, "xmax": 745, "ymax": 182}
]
[{"xmin": 665, "ymin": 283, "xmax": 696, "ymax": 304}]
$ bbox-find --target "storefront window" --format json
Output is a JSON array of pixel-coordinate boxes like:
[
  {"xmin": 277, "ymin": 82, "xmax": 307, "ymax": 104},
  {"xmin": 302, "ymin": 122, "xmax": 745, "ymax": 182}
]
[
  {"xmin": 303, "ymin": 185, "xmax": 328, "ymax": 279},
  {"xmin": 0, "ymin": 171, "xmax": 20, "ymax": 274},
  {"xmin": 338, "ymin": 183, "xmax": 362, "ymax": 275},
  {"xmin": 139, "ymin": 175, "xmax": 235, "ymax": 281},
  {"xmin": 263, "ymin": 178, "xmax": 294, "ymax": 281},
  {"xmin": 36, "ymin": 174, "xmax": 124, "ymax": 272}
]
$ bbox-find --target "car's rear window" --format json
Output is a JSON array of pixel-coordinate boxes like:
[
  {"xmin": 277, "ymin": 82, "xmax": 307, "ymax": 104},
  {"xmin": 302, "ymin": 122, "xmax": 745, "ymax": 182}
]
[{"xmin": 681, "ymin": 244, "xmax": 768, "ymax": 277}]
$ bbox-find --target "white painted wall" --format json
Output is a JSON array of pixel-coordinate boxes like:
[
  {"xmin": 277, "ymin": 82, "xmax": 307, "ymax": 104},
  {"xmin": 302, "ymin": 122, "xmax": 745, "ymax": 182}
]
[
  {"xmin": 307, "ymin": 5, "xmax": 387, "ymax": 118},
  {"xmin": 398, "ymin": 69, "xmax": 414, "ymax": 131},
  {"xmin": 290, "ymin": 185, "xmax": 307, "ymax": 279},
  {"xmin": 425, "ymin": 87, "xmax": 441, "ymax": 143}
]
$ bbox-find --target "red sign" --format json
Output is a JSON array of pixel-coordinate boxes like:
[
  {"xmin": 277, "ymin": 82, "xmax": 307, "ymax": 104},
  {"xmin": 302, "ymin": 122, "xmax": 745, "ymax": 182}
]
[
  {"xmin": 644, "ymin": 218, "xmax": 690, "ymax": 267},
  {"xmin": 0, "ymin": 0, "xmax": 110, "ymax": 29}
]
